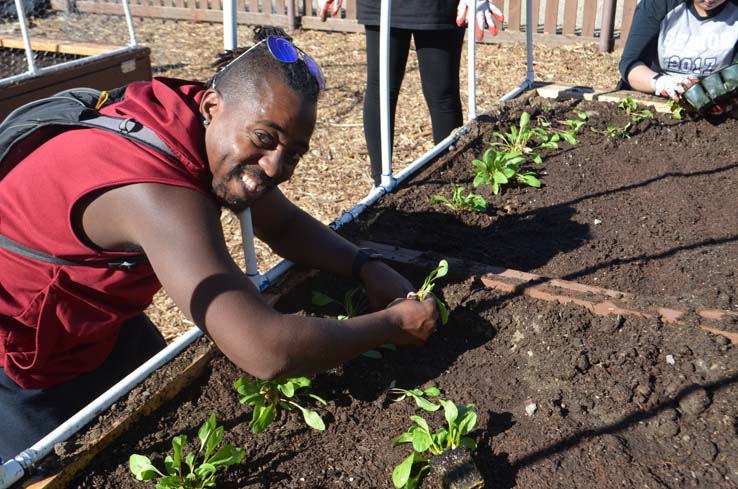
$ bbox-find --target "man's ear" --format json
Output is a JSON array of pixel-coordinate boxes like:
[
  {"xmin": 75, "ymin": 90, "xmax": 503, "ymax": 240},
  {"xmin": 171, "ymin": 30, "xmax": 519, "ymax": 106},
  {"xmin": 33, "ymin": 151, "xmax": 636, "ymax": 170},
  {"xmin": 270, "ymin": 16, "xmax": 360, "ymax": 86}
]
[{"xmin": 199, "ymin": 88, "xmax": 223, "ymax": 125}]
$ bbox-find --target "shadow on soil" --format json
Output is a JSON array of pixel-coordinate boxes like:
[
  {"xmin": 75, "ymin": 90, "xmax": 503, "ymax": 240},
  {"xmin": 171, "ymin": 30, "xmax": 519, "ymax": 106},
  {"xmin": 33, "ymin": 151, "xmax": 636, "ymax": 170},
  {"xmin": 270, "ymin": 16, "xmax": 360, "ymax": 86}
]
[{"xmin": 478, "ymin": 373, "xmax": 738, "ymax": 489}]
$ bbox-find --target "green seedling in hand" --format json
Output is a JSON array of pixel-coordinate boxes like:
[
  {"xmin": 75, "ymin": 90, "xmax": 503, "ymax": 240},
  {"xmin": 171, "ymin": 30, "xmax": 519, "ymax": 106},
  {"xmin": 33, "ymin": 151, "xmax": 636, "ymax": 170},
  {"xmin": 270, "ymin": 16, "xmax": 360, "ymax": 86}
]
[
  {"xmin": 492, "ymin": 111, "xmax": 559, "ymax": 165},
  {"xmin": 234, "ymin": 376, "xmax": 327, "ymax": 433},
  {"xmin": 472, "ymin": 146, "xmax": 541, "ymax": 195},
  {"xmin": 312, "ymin": 287, "xmax": 395, "ymax": 358},
  {"xmin": 390, "ymin": 386, "xmax": 441, "ymax": 412},
  {"xmin": 416, "ymin": 260, "xmax": 449, "ymax": 325},
  {"xmin": 431, "ymin": 184, "xmax": 487, "ymax": 212},
  {"xmin": 392, "ymin": 400, "xmax": 479, "ymax": 488},
  {"xmin": 129, "ymin": 413, "xmax": 245, "ymax": 489}
]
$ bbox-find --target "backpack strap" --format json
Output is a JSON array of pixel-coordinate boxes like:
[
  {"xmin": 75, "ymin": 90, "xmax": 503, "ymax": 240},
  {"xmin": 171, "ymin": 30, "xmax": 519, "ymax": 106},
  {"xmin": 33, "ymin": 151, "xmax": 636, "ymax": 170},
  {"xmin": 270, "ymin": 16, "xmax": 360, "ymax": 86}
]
[
  {"xmin": 0, "ymin": 235, "xmax": 145, "ymax": 270},
  {"xmin": 0, "ymin": 87, "xmax": 177, "ymax": 271}
]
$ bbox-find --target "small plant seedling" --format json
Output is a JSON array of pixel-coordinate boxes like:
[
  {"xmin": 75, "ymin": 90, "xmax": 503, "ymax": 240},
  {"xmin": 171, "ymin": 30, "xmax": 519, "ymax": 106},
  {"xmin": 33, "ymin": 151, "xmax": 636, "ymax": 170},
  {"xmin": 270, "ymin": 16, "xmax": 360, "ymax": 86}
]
[
  {"xmin": 491, "ymin": 111, "xmax": 559, "ymax": 165},
  {"xmin": 392, "ymin": 400, "xmax": 479, "ymax": 488},
  {"xmin": 390, "ymin": 386, "xmax": 442, "ymax": 412},
  {"xmin": 472, "ymin": 146, "xmax": 541, "ymax": 195},
  {"xmin": 416, "ymin": 259, "xmax": 449, "ymax": 325},
  {"xmin": 311, "ymin": 286, "xmax": 367, "ymax": 321},
  {"xmin": 129, "ymin": 413, "xmax": 245, "ymax": 489},
  {"xmin": 431, "ymin": 184, "xmax": 487, "ymax": 213},
  {"xmin": 619, "ymin": 96, "xmax": 654, "ymax": 123},
  {"xmin": 591, "ymin": 123, "xmax": 632, "ymax": 139},
  {"xmin": 234, "ymin": 376, "xmax": 327, "ymax": 433},
  {"xmin": 312, "ymin": 287, "xmax": 396, "ymax": 358}
]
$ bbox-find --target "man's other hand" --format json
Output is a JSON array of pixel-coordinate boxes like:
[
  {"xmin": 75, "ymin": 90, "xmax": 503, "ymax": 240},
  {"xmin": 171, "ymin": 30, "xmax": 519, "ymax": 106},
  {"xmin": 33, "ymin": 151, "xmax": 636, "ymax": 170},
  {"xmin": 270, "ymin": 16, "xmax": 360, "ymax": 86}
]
[{"xmin": 360, "ymin": 260, "xmax": 415, "ymax": 311}]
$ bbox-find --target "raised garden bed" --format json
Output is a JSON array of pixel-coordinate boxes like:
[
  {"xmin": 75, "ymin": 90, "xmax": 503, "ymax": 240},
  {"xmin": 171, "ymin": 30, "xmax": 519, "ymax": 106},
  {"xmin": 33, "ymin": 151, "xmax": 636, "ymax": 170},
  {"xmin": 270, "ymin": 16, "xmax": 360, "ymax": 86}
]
[
  {"xmin": 23, "ymin": 94, "xmax": 738, "ymax": 488},
  {"xmin": 0, "ymin": 35, "xmax": 151, "ymax": 119}
]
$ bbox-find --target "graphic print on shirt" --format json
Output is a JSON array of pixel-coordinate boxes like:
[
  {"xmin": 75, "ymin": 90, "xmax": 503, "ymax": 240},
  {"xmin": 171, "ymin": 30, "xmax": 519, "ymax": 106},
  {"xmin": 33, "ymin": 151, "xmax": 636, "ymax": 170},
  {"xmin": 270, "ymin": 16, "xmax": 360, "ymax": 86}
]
[{"xmin": 658, "ymin": 1, "xmax": 738, "ymax": 76}]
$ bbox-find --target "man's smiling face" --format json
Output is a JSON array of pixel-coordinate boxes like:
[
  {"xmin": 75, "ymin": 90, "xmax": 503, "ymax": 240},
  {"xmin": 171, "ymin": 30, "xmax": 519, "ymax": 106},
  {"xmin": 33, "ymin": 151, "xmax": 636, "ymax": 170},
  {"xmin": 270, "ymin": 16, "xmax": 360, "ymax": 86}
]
[{"xmin": 201, "ymin": 74, "xmax": 317, "ymax": 212}]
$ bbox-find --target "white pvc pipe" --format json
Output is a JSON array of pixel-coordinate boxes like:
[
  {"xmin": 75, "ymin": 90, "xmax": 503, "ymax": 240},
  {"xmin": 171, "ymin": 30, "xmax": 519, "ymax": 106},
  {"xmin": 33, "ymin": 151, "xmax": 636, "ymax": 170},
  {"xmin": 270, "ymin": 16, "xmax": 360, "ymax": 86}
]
[
  {"xmin": 237, "ymin": 209, "xmax": 262, "ymax": 287},
  {"xmin": 0, "ymin": 327, "xmax": 204, "ymax": 488},
  {"xmin": 501, "ymin": 0, "xmax": 535, "ymax": 101},
  {"xmin": 1, "ymin": 47, "xmax": 136, "ymax": 85},
  {"xmin": 223, "ymin": 0, "xmax": 237, "ymax": 51},
  {"xmin": 379, "ymin": 0, "xmax": 393, "ymax": 188},
  {"xmin": 121, "ymin": 0, "xmax": 138, "ymax": 47},
  {"xmin": 466, "ymin": 0, "xmax": 477, "ymax": 120},
  {"xmin": 13, "ymin": 0, "xmax": 37, "ymax": 74}
]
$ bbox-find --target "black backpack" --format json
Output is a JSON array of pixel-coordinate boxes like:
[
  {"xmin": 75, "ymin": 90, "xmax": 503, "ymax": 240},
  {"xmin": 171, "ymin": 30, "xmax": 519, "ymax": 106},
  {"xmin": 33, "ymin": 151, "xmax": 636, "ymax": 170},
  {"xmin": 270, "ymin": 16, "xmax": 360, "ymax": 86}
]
[{"xmin": 0, "ymin": 86, "xmax": 176, "ymax": 270}]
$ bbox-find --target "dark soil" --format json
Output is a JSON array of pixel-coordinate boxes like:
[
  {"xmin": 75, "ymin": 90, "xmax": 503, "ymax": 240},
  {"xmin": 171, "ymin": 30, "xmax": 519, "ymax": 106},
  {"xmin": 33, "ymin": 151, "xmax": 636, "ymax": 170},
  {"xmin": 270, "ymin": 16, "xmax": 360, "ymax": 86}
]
[
  {"xmin": 0, "ymin": 48, "xmax": 83, "ymax": 78},
  {"xmin": 38, "ymin": 97, "xmax": 738, "ymax": 488}
]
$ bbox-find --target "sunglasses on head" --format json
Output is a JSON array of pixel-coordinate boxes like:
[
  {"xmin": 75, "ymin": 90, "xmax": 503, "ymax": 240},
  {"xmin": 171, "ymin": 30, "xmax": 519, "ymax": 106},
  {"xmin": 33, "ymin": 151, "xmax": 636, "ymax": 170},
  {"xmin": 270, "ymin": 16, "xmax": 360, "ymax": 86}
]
[{"xmin": 212, "ymin": 35, "xmax": 326, "ymax": 91}]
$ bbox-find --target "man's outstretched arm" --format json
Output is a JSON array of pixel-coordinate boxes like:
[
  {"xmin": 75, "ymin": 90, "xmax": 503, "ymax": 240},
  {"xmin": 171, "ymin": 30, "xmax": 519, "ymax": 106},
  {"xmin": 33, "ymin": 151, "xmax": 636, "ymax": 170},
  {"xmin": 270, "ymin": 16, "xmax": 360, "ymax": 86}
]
[
  {"xmin": 251, "ymin": 187, "xmax": 417, "ymax": 310},
  {"xmin": 84, "ymin": 182, "xmax": 437, "ymax": 380}
]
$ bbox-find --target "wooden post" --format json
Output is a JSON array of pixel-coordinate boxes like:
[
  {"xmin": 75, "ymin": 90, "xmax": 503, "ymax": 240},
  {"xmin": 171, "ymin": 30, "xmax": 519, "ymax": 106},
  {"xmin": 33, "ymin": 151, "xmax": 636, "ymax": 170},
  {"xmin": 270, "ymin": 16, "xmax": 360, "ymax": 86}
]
[{"xmin": 599, "ymin": 0, "xmax": 616, "ymax": 52}]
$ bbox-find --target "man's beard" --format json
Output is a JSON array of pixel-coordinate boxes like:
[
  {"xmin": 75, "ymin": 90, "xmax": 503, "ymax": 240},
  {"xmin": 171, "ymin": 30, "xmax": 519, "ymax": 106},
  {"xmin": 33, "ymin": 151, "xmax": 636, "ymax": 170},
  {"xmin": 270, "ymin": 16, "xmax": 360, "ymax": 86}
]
[{"xmin": 213, "ymin": 166, "xmax": 277, "ymax": 212}]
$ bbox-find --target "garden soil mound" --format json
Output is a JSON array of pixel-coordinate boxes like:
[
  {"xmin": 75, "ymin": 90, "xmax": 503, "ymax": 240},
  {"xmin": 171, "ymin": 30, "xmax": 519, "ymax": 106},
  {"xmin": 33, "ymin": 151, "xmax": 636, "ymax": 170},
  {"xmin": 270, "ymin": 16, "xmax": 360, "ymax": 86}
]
[{"xmin": 38, "ymin": 97, "xmax": 738, "ymax": 488}]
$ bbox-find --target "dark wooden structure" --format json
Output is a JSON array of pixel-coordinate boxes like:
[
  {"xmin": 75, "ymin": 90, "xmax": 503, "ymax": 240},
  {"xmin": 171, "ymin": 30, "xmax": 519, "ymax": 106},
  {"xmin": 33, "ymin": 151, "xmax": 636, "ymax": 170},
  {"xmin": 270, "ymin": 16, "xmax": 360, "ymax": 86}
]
[
  {"xmin": 0, "ymin": 36, "xmax": 152, "ymax": 120},
  {"xmin": 54, "ymin": 0, "xmax": 639, "ymax": 52}
]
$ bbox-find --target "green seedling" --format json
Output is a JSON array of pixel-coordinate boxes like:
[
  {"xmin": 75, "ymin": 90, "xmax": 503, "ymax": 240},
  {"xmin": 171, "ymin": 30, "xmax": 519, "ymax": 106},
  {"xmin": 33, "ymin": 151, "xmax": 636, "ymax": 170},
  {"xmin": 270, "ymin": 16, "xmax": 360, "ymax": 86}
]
[
  {"xmin": 536, "ymin": 111, "xmax": 587, "ymax": 146},
  {"xmin": 234, "ymin": 376, "xmax": 327, "ymax": 433},
  {"xmin": 416, "ymin": 259, "xmax": 449, "ymax": 325},
  {"xmin": 491, "ymin": 111, "xmax": 560, "ymax": 165},
  {"xmin": 392, "ymin": 400, "xmax": 479, "ymax": 488},
  {"xmin": 619, "ymin": 96, "xmax": 654, "ymax": 123},
  {"xmin": 311, "ymin": 287, "xmax": 396, "ymax": 358},
  {"xmin": 390, "ymin": 386, "xmax": 442, "ymax": 412},
  {"xmin": 667, "ymin": 97, "xmax": 690, "ymax": 120},
  {"xmin": 472, "ymin": 146, "xmax": 541, "ymax": 195},
  {"xmin": 591, "ymin": 123, "xmax": 632, "ymax": 139},
  {"xmin": 129, "ymin": 413, "xmax": 245, "ymax": 489},
  {"xmin": 431, "ymin": 184, "xmax": 487, "ymax": 213},
  {"xmin": 311, "ymin": 287, "xmax": 367, "ymax": 321}
]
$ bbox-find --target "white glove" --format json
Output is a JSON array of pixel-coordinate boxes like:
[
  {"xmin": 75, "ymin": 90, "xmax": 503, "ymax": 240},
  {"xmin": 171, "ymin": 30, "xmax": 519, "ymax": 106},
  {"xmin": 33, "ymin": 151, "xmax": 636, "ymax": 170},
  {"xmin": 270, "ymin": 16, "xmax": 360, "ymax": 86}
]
[
  {"xmin": 456, "ymin": 0, "xmax": 505, "ymax": 40},
  {"xmin": 318, "ymin": 0, "xmax": 341, "ymax": 21},
  {"xmin": 652, "ymin": 73, "xmax": 698, "ymax": 101}
]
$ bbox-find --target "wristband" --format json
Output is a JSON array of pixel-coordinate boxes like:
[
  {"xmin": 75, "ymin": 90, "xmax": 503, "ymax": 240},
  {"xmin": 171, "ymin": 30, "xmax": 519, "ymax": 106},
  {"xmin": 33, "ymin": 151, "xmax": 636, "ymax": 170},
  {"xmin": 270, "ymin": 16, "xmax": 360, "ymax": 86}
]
[{"xmin": 351, "ymin": 248, "xmax": 383, "ymax": 281}]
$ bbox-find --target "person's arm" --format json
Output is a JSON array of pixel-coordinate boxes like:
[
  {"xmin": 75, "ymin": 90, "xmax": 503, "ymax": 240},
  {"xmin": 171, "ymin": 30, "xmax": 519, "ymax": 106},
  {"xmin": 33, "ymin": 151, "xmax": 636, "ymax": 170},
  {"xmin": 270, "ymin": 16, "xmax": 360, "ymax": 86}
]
[
  {"xmin": 82, "ymin": 182, "xmax": 437, "ymax": 380},
  {"xmin": 251, "ymin": 187, "xmax": 416, "ymax": 309},
  {"xmin": 619, "ymin": 0, "xmax": 670, "ymax": 88}
]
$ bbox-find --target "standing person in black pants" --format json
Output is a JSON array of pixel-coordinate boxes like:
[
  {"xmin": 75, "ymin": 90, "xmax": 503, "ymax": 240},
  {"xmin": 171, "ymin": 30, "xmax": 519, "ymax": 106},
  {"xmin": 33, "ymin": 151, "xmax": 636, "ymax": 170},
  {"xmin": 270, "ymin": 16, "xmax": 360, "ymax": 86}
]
[{"xmin": 320, "ymin": 0, "xmax": 504, "ymax": 187}]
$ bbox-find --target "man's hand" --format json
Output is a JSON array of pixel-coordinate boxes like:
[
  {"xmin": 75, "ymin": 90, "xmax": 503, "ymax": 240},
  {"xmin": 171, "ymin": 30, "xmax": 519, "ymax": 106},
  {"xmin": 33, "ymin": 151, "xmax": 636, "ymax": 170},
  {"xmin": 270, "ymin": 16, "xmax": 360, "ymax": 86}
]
[
  {"xmin": 653, "ymin": 73, "xmax": 698, "ymax": 101},
  {"xmin": 385, "ymin": 293, "xmax": 439, "ymax": 347},
  {"xmin": 360, "ymin": 260, "xmax": 415, "ymax": 311},
  {"xmin": 456, "ymin": 0, "xmax": 505, "ymax": 40},
  {"xmin": 318, "ymin": 0, "xmax": 341, "ymax": 21}
]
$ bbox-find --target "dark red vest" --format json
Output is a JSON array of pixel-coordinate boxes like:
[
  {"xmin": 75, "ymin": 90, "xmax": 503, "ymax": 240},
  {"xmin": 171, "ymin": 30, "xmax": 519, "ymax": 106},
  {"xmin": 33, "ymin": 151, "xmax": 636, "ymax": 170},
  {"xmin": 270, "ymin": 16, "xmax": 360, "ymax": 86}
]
[{"xmin": 0, "ymin": 78, "xmax": 211, "ymax": 389}]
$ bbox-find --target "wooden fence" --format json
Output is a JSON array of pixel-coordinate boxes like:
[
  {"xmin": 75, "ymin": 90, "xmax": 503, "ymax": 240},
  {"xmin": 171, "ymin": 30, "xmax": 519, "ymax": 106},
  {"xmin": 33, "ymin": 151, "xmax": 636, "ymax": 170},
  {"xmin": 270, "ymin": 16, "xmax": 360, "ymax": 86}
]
[{"xmin": 54, "ymin": 0, "xmax": 640, "ymax": 52}]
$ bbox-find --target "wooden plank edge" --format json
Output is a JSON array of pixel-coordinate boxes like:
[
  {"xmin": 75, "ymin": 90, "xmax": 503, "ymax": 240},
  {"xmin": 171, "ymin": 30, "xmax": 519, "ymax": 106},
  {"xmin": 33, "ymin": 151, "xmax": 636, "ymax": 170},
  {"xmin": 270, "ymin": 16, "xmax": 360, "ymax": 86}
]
[
  {"xmin": 0, "ymin": 35, "xmax": 124, "ymax": 56},
  {"xmin": 533, "ymin": 82, "xmax": 672, "ymax": 113},
  {"xmin": 22, "ymin": 342, "xmax": 217, "ymax": 489}
]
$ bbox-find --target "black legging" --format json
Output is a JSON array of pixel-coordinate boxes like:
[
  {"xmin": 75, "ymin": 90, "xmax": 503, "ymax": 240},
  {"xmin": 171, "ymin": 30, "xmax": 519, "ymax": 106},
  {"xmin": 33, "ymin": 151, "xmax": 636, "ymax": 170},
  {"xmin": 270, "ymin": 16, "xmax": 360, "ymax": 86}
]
[
  {"xmin": 363, "ymin": 25, "xmax": 465, "ymax": 186},
  {"xmin": 0, "ymin": 314, "xmax": 166, "ymax": 461}
]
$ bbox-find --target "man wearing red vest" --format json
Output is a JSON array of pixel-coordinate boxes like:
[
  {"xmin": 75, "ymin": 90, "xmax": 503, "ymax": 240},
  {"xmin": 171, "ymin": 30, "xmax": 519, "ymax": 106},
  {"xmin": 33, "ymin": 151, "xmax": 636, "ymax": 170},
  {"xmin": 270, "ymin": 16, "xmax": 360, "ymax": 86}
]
[{"xmin": 0, "ymin": 31, "xmax": 439, "ymax": 460}]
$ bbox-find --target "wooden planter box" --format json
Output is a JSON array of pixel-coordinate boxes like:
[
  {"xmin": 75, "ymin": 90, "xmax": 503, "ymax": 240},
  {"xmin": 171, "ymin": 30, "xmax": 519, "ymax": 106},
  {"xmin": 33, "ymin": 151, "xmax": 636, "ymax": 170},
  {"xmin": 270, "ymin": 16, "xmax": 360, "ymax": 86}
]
[{"xmin": 0, "ymin": 36, "xmax": 151, "ymax": 120}]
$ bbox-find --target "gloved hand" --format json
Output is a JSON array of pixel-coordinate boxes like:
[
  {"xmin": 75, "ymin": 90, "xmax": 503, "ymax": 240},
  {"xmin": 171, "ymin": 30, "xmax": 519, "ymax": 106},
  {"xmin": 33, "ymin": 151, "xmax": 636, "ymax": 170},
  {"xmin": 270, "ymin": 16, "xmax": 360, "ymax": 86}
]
[
  {"xmin": 456, "ymin": 0, "xmax": 505, "ymax": 40},
  {"xmin": 318, "ymin": 0, "xmax": 341, "ymax": 21},
  {"xmin": 652, "ymin": 73, "xmax": 698, "ymax": 101}
]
